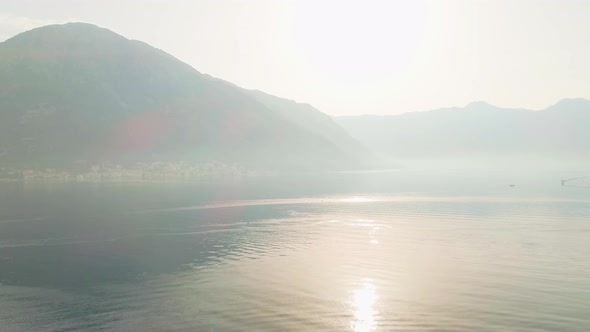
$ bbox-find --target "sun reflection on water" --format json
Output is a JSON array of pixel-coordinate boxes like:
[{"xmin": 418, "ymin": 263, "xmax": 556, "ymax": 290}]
[
  {"xmin": 350, "ymin": 278, "xmax": 378, "ymax": 332},
  {"xmin": 340, "ymin": 197, "xmax": 377, "ymax": 203}
]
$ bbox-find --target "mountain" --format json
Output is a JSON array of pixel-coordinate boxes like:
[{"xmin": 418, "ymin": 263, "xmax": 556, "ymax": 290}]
[
  {"xmin": 242, "ymin": 89, "xmax": 373, "ymax": 160},
  {"xmin": 197, "ymin": 76, "xmax": 380, "ymax": 166},
  {"xmin": 0, "ymin": 22, "xmax": 369, "ymax": 171},
  {"xmin": 335, "ymin": 99, "xmax": 590, "ymax": 161}
]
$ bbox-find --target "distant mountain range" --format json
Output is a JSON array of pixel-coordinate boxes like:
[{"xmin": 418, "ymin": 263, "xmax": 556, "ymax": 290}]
[
  {"xmin": 3, "ymin": 23, "xmax": 587, "ymax": 172},
  {"xmin": 0, "ymin": 23, "xmax": 374, "ymax": 171},
  {"xmin": 335, "ymin": 99, "xmax": 590, "ymax": 161}
]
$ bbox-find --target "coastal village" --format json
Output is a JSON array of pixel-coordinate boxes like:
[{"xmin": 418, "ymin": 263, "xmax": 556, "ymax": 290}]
[{"xmin": 0, "ymin": 161, "xmax": 247, "ymax": 182}]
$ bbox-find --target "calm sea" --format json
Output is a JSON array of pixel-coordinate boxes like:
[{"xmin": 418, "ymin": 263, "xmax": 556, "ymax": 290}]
[{"xmin": 1, "ymin": 170, "xmax": 589, "ymax": 331}]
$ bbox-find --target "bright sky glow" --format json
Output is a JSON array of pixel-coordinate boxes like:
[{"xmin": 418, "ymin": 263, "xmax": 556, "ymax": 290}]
[{"xmin": 1, "ymin": 0, "xmax": 589, "ymax": 115}]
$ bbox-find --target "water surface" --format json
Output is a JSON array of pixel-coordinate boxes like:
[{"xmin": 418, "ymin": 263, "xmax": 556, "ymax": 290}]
[{"xmin": 1, "ymin": 170, "xmax": 589, "ymax": 331}]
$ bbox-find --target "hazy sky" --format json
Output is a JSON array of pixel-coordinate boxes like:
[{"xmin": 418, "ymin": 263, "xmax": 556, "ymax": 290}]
[{"xmin": 1, "ymin": 0, "xmax": 589, "ymax": 115}]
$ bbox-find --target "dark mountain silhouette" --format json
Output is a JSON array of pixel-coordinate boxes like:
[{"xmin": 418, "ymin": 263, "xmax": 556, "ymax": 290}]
[
  {"xmin": 335, "ymin": 99, "xmax": 590, "ymax": 160},
  {"xmin": 0, "ymin": 22, "xmax": 369, "ymax": 170}
]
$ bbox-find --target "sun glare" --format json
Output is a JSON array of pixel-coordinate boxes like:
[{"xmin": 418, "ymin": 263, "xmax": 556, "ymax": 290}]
[
  {"xmin": 350, "ymin": 279, "xmax": 378, "ymax": 332},
  {"xmin": 340, "ymin": 197, "xmax": 376, "ymax": 203}
]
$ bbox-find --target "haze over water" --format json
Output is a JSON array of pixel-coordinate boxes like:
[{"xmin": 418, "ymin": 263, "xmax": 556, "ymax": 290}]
[
  {"xmin": 2, "ymin": 2, "xmax": 590, "ymax": 331},
  {"xmin": 1, "ymin": 170, "xmax": 589, "ymax": 331}
]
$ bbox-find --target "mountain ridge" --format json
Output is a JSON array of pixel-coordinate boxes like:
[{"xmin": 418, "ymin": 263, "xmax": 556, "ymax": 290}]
[
  {"xmin": 345, "ymin": 97, "xmax": 590, "ymax": 118},
  {"xmin": 0, "ymin": 22, "xmax": 372, "ymax": 171},
  {"xmin": 335, "ymin": 99, "xmax": 590, "ymax": 161}
]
